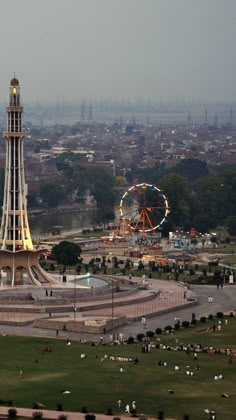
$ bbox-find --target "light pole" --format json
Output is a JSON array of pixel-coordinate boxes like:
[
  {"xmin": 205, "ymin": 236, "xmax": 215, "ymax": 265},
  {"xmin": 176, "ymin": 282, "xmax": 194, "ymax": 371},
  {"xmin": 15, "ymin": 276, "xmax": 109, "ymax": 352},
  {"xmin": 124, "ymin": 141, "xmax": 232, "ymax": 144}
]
[
  {"xmin": 74, "ymin": 272, "xmax": 77, "ymax": 321},
  {"xmin": 110, "ymin": 253, "xmax": 114, "ymax": 338}
]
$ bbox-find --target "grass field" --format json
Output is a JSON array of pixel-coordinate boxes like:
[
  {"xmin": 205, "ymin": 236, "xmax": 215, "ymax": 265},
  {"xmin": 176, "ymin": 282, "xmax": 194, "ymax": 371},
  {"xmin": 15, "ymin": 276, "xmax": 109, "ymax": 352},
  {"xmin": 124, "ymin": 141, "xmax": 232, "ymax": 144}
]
[{"xmin": 0, "ymin": 319, "xmax": 236, "ymax": 419}]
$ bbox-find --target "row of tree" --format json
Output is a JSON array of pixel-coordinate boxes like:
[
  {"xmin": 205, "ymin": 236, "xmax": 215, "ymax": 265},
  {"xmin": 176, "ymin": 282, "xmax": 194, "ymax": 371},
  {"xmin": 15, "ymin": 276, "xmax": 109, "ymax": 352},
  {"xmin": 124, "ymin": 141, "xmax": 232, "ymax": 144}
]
[
  {"xmin": 1, "ymin": 155, "xmax": 236, "ymax": 233},
  {"xmin": 129, "ymin": 159, "xmax": 236, "ymax": 234}
]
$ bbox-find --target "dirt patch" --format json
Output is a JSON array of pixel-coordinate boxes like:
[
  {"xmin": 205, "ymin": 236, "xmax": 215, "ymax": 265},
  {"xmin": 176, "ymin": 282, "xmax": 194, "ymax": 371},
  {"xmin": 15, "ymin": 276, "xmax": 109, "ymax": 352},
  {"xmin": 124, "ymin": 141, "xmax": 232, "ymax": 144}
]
[{"xmin": 26, "ymin": 372, "xmax": 66, "ymax": 382}]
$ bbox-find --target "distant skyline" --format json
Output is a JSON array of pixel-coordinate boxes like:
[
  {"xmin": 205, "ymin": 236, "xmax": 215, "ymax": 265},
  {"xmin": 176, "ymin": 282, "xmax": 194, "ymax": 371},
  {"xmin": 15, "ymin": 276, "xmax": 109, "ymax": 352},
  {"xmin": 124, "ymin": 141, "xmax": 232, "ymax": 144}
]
[{"xmin": 0, "ymin": 0, "xmax": 236, "ymax": 104}]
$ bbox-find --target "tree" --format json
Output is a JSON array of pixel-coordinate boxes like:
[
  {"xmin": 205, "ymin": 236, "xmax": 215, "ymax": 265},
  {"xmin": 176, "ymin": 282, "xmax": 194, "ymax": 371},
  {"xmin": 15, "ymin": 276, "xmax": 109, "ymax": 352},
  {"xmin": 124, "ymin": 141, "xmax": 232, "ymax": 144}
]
[
  {"xmin": 52, "ymin": 241, "xmax": 81, "ymax": 272},
  {"xmin": 171, "ymin": 158, "xmax": 209, "ymax": 181},
  {"xmin": 40, "ymin": 183, "xmax": 65, "ymax": 207},
  {"xmin": 227, "ymin": 216, "xmax": 236, "ymax": 236},
  {"xmin": 160, "ymin": 174, "xmax": 192, "ymax": 228},
  {"xmin": 114, "ymin": 176, "xmax": 127, "ymax": 187}
]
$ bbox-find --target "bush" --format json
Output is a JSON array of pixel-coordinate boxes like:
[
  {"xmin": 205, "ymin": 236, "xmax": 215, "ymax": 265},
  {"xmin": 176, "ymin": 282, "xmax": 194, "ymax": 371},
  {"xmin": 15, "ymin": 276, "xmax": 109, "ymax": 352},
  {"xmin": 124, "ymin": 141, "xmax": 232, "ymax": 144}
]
[
  {"xmin": 113, "ymin": 418, "xmax": 121, "ymax": 420},
  {"xmin": 1, "ymin": 400, "xmax": 13, "ymax": 407},
  {"xmin": 157, "ymin": 411, "xmax": 165, "ymax": 420},
  {"xmin": 174, "ymin": 323, "xmax": 180, "ymax": 330},
  {"xmin": 32, "ymin": 411, "xmax": 43, "ymax": 420},
  {"xmin": 230, "ymin": 312, "xmax": 235, "ymax": 317},
  {"xmin": 164, "ymin": 325, "xmax": 172, "ymax": 331},
  {"xmin": 127, "ymin": 336, "xmax": 134, "ymax": 344},
  {"xmin": 208, "ymin": 314, "xmax": 214, "ymax": 320},
  {"xmin": 85, "ymin": 415, "xmax": 96, "ymax": 420},
  {"xmin": 191, "ymin": 318, "xmax": 197, "ymax": 325},
  {"xmin": 155, "ymin": 328, "xmax": 162, "ymax": 335},
  {"xmin": 182, "ymin": 321, "xmax": 190, "ymax": 328},
  {"xmin": 81, "ymin": 407, "xmax": 88, "ymax": 413},
  {"xmin": 137, "ymin": 333, "xmax": 145, "ymax": 341},
  {"xmin": 56, "ymin": 403, "xmax": 64, "ymax": 411},
  {"xmin": 106, "ymin": 408, "xmax": 113, "ymax": 416},
  {"xmin": 131, "ymin": 408, "xmax": 138, "ymax": 417},
  {"xmin": 8, "ymin": 408, "xmax": 17, "ymax": 418},
  {"xmin": 216, "ymin": 312, "xmax": 224, "ymax": 318},
  {"xmin": 200, "ymin": 316, "xmax": 206, "ymax": 323},
  {"xmin": 146, "ymin": 330, "xmax": 155, "ymax": 338},
  {"xmin": 58, "ymin": 416, "xmax": 67, "ymax": 420}
]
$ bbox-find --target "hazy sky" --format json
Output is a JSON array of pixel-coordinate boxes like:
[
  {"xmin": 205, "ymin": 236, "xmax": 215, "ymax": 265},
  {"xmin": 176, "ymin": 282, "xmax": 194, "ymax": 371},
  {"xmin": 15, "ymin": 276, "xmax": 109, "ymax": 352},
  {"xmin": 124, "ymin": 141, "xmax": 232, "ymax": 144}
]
[{"xmin": 0, "ymin": 0, "xmax": 235, "ymax": 103}]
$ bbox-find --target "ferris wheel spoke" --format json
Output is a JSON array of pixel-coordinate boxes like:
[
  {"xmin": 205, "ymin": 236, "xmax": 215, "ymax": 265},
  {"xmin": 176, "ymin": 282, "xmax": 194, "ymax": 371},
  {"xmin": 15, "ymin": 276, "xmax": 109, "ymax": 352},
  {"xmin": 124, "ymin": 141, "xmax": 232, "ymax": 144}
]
[
  {"xmin": 123, "ymin": 195, "xmax": 139, "ymax": 207},
  {"xmin": 120, "ymin": 208, "xmax": 140, "ymax": 219}
]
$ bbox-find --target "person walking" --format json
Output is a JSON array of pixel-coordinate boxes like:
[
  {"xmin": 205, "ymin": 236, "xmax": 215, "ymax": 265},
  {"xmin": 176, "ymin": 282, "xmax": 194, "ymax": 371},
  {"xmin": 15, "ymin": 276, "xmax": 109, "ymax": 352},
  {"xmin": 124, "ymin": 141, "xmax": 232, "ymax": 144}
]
[{"xmin": 125, "ymin": 404, "xmax": 130, "ymax": 414}]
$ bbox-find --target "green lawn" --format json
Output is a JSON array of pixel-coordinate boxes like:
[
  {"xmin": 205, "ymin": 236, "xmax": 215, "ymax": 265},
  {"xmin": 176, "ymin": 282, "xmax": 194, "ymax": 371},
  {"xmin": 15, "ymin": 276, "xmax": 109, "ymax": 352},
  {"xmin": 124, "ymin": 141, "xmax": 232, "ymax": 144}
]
[{"xmin": 0, "ymin": 319, "xmax": 236, "ymax": 419}]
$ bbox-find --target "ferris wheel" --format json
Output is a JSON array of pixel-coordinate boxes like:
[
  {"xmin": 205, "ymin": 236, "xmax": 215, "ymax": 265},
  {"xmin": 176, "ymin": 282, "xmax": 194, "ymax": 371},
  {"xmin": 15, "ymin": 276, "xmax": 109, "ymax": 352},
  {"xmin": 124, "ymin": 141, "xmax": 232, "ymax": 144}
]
[{"xmin": 119, "ymin": 183, "xmax": 170, "ymax": 234}]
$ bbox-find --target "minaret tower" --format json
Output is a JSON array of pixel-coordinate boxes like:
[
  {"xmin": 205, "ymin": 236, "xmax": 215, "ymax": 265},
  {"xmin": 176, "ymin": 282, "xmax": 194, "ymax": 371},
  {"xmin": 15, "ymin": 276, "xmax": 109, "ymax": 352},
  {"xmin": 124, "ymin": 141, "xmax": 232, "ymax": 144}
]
[
  {"xmin": 0, "ymin": 78, "xmax": 55, "ymax": 286},
  {"xmin": 0, "ymin": 77, "xmax": 33, "ymax": 251}
]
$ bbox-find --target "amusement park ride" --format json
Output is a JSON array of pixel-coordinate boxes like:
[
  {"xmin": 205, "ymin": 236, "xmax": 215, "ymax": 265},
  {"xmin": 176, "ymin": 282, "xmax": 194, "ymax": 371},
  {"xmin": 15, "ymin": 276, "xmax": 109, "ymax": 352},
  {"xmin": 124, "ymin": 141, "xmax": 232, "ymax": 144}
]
[{"xmin": 101, "ymin": 183, "xmax": 170, "ymax": 243}]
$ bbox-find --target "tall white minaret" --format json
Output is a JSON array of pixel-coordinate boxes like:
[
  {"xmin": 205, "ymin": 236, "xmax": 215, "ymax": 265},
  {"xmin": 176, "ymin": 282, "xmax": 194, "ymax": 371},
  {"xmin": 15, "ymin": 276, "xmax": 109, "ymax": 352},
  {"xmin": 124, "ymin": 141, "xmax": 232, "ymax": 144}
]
[{"xmin": 0, "ymin": 77, "xmax": 33, "ymax": 251}]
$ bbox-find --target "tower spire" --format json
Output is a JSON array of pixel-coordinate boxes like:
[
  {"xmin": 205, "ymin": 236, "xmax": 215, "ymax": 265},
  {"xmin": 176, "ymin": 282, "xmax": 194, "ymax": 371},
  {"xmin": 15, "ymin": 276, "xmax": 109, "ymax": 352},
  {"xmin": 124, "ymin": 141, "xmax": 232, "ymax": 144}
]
[
  {"xmin": 0, "ymin": 78, "xmax": 56, "ymax": 286},
  {"xmin": 0, "ymin": 77, "xmax": 33, "ymax": 252}
]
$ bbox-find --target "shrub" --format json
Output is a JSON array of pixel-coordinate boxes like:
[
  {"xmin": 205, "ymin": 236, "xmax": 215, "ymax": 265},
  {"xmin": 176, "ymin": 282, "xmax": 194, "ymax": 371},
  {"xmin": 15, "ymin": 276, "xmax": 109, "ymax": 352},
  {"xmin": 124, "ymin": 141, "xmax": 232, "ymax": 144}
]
[
  {"xmin": 0, "ymin": 400, "xmax": 13, "ymax": 407},
  {"xmin": 106, "ymin": 408, "xmax": 113, "ymax": 416},
  {"xmin": 157, "ymin": 411, "xmax": 165, "ymax": 420},
  {"xmin": 155, "ymin": 328, "xmax": 162, "ymax": 335},
  {"xmin": 113, "ymin": 418, "xmax": 121, "ymax": 420},
  {"xmin": 230, "ymin": 312, "xmax": 235, "ymax": 317},
  {"xmin": 8, "ymin": 408, "xmax": 17, "ymax": 418},
  {"xmin": 216, "ymin": 312, "xmax": 224, "ymax": 318},
  {"xmin": 58, "ymin": 416, "xmax": 67, "ymax": 420},
  {"xmin": 182, "ymin": 321, "xmax": 190, "ymax": 328},
  {"xmin": 85, "ymin": 415, "xmax": 96, "ymax": 420},
  {"xmin": 191, "ymin": 319, "xmax": 197, "ymax": 325},
  {"xmin": 164, "ymin": 325, "xmax": 172, "ymax": 331},
  {"xmin": 32, "ymin": 411, "xmax": 43, "ymax": 420},
  {"xmin": 131, "ymin": 408, "xmax": 138, "ymax": 417},
  {"xmin": 127, "ymin": 336, "xmax": 134, "ymax": 344},
  {"xmin": 200, "ymin": 316, "xmax": 206, "ymax": 323},
  {"xmin": 137, "ymin": 333, "xmax": 145, "ymax": 341},
  {"xmin": 56, "ymin": 403, "xmax": 64, "ymax": 411},
  {"xmin": 183, "ymin": 415, "xmax": 190, "ymax": 420},
  {"xmin": 146, "ymin": 330, "xmax": 155, "ymax": 338},
  {"xmin": 208, "ymin": 314, "xmax": 214, "ymax": 320},
  {"xmin": 81, "ymin": 407, "xmax": 88, "ymax": 413},
  {"xmin": 174, "ymin": 323, "xmax": 180, "ymax": 330}
]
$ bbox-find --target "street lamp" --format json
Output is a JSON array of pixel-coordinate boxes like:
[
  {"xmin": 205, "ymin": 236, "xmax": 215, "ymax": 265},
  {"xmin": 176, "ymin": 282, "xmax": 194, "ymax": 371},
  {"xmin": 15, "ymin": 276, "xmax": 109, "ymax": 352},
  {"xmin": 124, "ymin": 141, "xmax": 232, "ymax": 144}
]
[
  {"xmin": 110, "ymin": 253, "xmax": 114, "ymax": 339},
  {"xmin": 74, "ymin": 273, "xmax": 77, "ymax": 321}
]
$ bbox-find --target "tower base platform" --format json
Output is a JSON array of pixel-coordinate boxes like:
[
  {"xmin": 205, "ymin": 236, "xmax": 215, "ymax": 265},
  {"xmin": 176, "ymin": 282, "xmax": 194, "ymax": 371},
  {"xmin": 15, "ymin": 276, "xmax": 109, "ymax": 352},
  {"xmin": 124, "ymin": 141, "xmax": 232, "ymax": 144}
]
[{"xmin": 0, "ymin": 249, "xmax": 57, "ymax": 286}]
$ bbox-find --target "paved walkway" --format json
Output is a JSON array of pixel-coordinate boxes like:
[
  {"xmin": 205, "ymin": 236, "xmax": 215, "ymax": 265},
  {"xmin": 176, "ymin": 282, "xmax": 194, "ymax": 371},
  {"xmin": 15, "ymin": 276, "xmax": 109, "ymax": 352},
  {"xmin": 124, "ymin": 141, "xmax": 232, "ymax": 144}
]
[
  {"xmin": 0, "ymin": 283, "xmax": 235, "ymax": 342},
  {"xmin": 0, "ymin": 406, "xmax": 135, "ymax": 420},
  {"xmin": 0, "ymin": 279, "xmax": 190, "ymax": 323}
]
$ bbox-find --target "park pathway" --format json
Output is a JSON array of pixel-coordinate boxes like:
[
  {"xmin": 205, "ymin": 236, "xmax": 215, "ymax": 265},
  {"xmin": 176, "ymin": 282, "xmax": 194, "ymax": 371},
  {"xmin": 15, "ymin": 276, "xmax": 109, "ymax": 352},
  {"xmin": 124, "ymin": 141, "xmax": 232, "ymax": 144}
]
[{"xmin": 0, "ymin": 406, "xmax": 159, "ymax": 420}]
